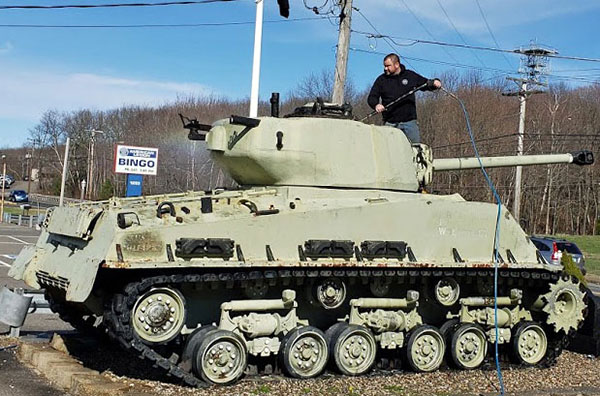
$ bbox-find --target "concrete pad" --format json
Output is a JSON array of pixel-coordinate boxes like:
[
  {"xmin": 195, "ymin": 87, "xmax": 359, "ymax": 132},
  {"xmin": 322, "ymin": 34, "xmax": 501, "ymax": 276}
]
[
  {"xmin": 30, "ymin": 347, "xmax": 53, "ymax": 366},
  {"xmin": 17, "ymin": 342, "xmax": 39, "ymax": 362},
  {"xmin": 49, "ymin": 333, "xmax": 69, "ymax": 354},
  {"xmin": 46, "ymin": 362, "xmax": 93, "ymax": 389},
  {"xmin": 36, "ymin": 354, "xmax": 73, "ymax": 376},
  {"xmin": 31, "ymin": 349, "xmax": 68, "ymax": 371}
]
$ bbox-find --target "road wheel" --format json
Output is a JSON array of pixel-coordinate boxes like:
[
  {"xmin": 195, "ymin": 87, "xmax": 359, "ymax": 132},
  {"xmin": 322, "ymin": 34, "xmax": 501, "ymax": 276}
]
[
  {"xmin": 450, "ymin": 323, "xmax": 488, "ymax": 369},
  {"xmin": 510, "ymin": 321, "xmax": 548, "ymax": 366},
  {"xmin": 331, "ymin": 324, "xmax": 377, "ymax": 376},
  {"xmin": 439, "ymin": 319, "xmax": 459, "ymax": 343},
  {"xmin": 405, "ymin": 325, "xmax": 445, "ymax": 372},
  {"xmin": 194, "ymin": 329, "xmax": 247, "ymax": 385},
  {"xmin": 180, "ymin": 325, "xmax": 217, "ymax": 372},
  {"xmin": 279, "ymin": 326, "xmax": 328, "ymax": 379}
]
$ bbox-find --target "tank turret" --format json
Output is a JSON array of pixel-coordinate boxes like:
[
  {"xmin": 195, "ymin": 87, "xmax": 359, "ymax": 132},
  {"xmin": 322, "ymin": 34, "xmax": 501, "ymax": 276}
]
[{"xmin": 191, "ymin": 112, "xmax": 594, "ymax": 191}]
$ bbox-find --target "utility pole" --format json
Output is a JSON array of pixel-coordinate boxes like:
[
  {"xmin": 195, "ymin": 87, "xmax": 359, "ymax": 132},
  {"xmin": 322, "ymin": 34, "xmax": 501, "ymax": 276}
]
[
  {"xmin": 502, "ymin": 43, "xmax": 555, "ymax": 222},
  {"xmin": 0, "ymin": 155, "xmax": 6, "ymax": 223},
  {"xmin": 25, "ymin": 153, "xmax": 32, "ymax": 194},
  {"xmin": 331, "ymin": 0, "xmax": 353, "ymax": 105},
  {"xmin": 59, "ymin": 137, "xmax": 70, "ymax": 207},
  {"xmin": 86, "ymin": 129, "xmax": 104, "ymax": 200},
  {"xmin": 248, "ymin": 1, "xmax": 290, "ymax": 117},
  {"xmin": 249, "ymin": 0, "xmax": 264, "ymax": 118}
]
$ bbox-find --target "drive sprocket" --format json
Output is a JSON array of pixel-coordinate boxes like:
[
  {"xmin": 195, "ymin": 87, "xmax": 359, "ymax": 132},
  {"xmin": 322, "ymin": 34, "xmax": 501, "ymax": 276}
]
[{"xmin": 541, "ymin": 276, "xmax": 586, "ymax": 334}]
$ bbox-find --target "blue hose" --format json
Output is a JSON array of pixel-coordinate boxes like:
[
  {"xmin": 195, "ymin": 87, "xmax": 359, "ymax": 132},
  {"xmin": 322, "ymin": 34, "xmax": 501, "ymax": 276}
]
[{"xmin": 442, "ymin": 88, "xmax": 505, "ymax": 396}]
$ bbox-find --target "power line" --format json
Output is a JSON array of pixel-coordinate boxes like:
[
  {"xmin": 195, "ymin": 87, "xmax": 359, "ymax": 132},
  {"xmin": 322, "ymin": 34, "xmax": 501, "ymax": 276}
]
[
  {"xmin": 433, "ymin": 133, "xmax": 600, "ymax": 150},
  {"xmin": 397, "ymin": 0, "xmax": 460, "ymax": 64},
  {"xmin": 350, "ymin": 46, "xmax": 514, "ymax": 75},
  {"xmin": 352, "ymin": 7, "xmax": 418, "ymax": 70},
  {"xmin": 0, "ymin": 0, "xmax": 237, "ymax": 10},
  {"xmin": 351, "ymin": 45, "xmax": 600, "ymax": 85},
  {"xmin": 0, "ymin": 17, "xmax": 326, "ymax": 28},
  {"xmin": 351, "ymin": 30, "xmax": 600, "ymax": 64},
  {"xmin": 435, "ymin": 0, "xmax": 487, "ymax": 68},
  {"xmin": 473, "ymin": 0, "xmax": 513, "ymax": 69},
  {"xmin": 433, "ymin": 133, "xmax": 518, "ymax": 149}
]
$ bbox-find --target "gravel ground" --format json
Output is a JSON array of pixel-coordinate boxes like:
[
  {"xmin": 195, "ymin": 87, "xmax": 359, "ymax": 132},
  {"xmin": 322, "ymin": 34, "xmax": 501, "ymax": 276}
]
[
  {"xmin": 105, "ymin": 352, "xmax": 599, "ymax": 396},
  {"xmin": 3, "ymin": 334, "xmax": 600, "ymax": 396},
  {"xmin": 0, "ymin": 336, "xmax": 19, "ymax": 348},
  {"xmin": 90, "ymin": 342, "xmax": 600, "ymax": 396}
]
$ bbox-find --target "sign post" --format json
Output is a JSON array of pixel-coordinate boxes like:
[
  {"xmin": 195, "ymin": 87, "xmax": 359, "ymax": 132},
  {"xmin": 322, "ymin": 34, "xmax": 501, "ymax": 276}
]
[
  {"xmin": 126, "ymin": 174, "xmax": 144, "ymax": 197},
  {"xmin": 114, "ymin": 144, "xmax": 159, "ymax": 197}
]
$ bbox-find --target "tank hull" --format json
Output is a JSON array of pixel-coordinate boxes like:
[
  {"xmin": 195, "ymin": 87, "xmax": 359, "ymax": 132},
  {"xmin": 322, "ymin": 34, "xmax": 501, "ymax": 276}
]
[
  {"xmin": 9, "ymin": 186, "xmax": 584, "ymax": 385},
  {"xmin": 11, "ymin": 186, "xmax": 550, "ymax": 302}
]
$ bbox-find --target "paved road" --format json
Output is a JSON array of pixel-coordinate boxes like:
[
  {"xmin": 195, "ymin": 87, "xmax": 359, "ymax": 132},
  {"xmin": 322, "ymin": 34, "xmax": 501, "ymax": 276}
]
[
  {"xmin": 0, "ymin": 223, "xmax": 73, "ymax": 395},
  {"xmin": 0, "ymin": 223, "xmax": 73, "ymax": 334},
  {"xmin": 0, "ymin": 346, "xmax": 69, "ymax": 396}
]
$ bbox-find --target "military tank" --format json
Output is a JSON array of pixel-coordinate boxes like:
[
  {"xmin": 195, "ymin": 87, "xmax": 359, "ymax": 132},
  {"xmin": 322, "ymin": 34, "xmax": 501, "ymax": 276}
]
[{"xmin": 9, "ymin": 100, "xmax": 595, "ymax": 386}]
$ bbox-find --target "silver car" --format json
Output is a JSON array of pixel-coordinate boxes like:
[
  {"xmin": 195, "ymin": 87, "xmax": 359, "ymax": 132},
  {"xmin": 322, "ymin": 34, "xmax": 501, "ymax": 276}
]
[{"xmin": 530, "ymin": 236, "xmax": 586, "ymax": 274}]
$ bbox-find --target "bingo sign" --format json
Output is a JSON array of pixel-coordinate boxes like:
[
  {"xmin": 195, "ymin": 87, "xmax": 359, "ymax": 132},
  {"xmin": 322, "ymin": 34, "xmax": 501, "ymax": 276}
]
[{"xmin": 114, "ymin": 145, "xmax": 159, "ymax": 175}]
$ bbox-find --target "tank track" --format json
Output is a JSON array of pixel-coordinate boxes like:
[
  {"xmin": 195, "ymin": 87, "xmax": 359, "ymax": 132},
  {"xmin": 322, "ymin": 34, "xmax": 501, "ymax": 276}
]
[
  {"xmin": 103, "ymin": 274, "xmax": 205, "ymax": 388},
  {"xmin": 101, "ymin": 267, "xmax": 572, "ymax": 387},
  {"xmin": 45, "ymin": 289, "xmax": 105, "ymax": 336}
]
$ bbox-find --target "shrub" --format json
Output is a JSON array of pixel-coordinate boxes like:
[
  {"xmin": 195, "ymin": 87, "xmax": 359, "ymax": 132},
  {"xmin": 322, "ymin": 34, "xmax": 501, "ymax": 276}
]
[{"xmin": 561, "ymin": 252, "xmax": 587, "ymax": 287}]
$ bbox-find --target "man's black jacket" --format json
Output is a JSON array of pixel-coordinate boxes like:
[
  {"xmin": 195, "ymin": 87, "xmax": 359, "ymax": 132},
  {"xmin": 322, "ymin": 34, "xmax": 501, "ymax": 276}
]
[{"xmin": 367, "ymin": 64, "xmax": 435, "ymax": 123}]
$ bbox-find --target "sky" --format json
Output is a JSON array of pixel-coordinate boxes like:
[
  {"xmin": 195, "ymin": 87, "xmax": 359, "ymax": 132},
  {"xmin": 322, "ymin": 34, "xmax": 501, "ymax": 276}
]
[{"xmin": 1, "ymin": 0, "xmax": 599, "ymax": 148}]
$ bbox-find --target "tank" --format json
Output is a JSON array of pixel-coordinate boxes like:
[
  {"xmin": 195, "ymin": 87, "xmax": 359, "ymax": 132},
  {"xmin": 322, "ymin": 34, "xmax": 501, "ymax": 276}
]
[{"xmin": 9, "ymin": 102, "xmax": 595, "ymax": 386}]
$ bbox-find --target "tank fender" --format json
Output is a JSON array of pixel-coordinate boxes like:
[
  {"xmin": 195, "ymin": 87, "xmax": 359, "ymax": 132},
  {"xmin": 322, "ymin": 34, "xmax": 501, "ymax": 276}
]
[
  {"xmin": 7, "ymin": 245, "xmax": 36, "ymax": 281},
  {"xmin": 66, "ymin": 257, "xmax": 104, "ymax": 302}
]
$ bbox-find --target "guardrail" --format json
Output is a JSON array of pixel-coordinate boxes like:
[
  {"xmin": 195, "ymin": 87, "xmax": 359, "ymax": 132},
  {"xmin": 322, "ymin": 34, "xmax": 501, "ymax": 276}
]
[
  {"xmin": 3, "ymin": 288, "xmax": 52, "ymax": 337},
  {"xmin": 2, "ymin": 213, "xmax": 41, "ymax": 227},
  {"xmin": 28, "ymin": 193, "xmax": 79, "ymax": 206}
]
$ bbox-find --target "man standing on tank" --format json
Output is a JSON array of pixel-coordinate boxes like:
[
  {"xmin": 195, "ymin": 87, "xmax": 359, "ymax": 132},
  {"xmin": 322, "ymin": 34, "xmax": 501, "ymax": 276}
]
[{"xmin": 367, "ymin": 53, "xmax": 442, "ymax": 144}]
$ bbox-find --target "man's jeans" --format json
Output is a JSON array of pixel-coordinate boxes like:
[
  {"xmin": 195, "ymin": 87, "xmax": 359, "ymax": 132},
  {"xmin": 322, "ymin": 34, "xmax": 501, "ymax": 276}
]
[{"xmin": 385, "ymin": 120, "xmax": 421, "ymax": 144}]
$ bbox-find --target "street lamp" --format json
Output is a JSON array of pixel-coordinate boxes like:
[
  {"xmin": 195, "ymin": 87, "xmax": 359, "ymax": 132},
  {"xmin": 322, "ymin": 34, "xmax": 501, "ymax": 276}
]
[
  {"xmin": 25, "ymin": 153, "xmax": 32, "ymax": 194},
  {"xmin": 86, "ymin": 129, "xmax": 104, "ymax": 200},
  {"xmin": 80, "ymin": 179, "xmax": 87, "ymax": 202},
  {"xmin": 0, "ymin": 154, "xmax": 6, "ymax": 223}
]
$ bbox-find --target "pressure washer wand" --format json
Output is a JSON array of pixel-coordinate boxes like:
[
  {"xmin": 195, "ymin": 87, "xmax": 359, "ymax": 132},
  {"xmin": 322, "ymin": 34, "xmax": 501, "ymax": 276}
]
[{"xmin": 359, "ymin": 82, "xmax": 428, "ymax": 122}]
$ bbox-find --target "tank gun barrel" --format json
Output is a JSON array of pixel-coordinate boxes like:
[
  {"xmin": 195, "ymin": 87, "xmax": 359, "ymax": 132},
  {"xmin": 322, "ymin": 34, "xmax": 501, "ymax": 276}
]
[{"xmin": 432, "ymin": 150, "xmax": 594, "ymax": 171}]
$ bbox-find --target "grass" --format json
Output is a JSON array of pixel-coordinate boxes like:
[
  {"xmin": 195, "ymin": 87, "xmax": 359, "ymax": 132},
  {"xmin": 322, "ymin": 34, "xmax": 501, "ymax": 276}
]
[
  {"xmin": 556, "ymin": 234, "xmax": 600, "ymax": 277},
  {"xmin": 384, "ymin": 385, "xmax": 406, "ymax": 395},
  {"xmin": 252, "ymin": 384, "xmax": 271, "ymax": 394},
  {"xmin": 1, "ymin": 203, "xmax": 44, "ymax": 216}
]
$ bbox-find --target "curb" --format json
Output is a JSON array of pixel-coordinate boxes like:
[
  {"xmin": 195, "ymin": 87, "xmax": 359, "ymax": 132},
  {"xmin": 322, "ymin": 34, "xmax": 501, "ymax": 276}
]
[{"xmin": 16, "ymin": 334, "xmax": 146, "ymax": 395}]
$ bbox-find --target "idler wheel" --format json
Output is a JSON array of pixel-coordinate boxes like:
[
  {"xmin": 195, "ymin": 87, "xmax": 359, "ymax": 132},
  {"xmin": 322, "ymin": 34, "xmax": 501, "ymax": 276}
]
[
  {"xmin": 330, "ymin": 324, "xmax": 377, "ymax": 376},
  {"xmin": 450, "ymin": 323, "xmax": 488, "ymax": 370},
  {"xmin": 405, "ymin": 325, "xmax": 445, "ymax": 372},
  {"xmin": 194, "ymin": 329, "xmax": 248, "ymax": 385},
  {"xmin": 279, "ymin": 326, "xmax": 328, "ymax": 379},
  {"xmin": 131, "ymin": 287, "xmax": 186, "ymax": 344},
  {"xmin": 510, "ymin": 321, "xmax": 548, "ymax": 366}
]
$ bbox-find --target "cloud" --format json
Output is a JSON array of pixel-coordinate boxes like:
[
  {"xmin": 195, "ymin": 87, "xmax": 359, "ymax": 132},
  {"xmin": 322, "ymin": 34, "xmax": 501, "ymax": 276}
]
[
  {"xmin": 0, "ymin": 41, "xmax": 13, "ymax": 54},
  {"xmin": 0, "ymin": 65, "xmax": 215, "ymax": 121}
]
